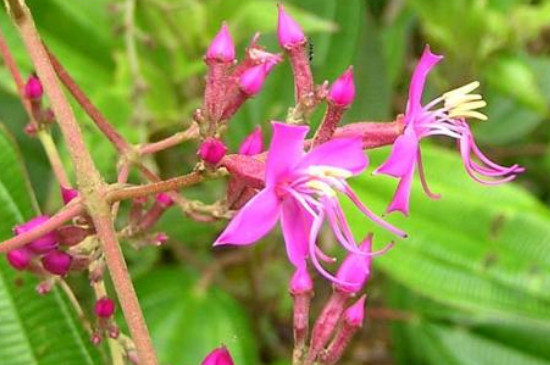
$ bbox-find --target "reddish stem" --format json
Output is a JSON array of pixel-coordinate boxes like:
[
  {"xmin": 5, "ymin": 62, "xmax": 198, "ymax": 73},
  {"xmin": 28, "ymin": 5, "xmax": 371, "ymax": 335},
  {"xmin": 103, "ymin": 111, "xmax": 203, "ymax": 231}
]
[{"xmin": 139, "ymin": 123, "xmax": 199, "ymax": 155}]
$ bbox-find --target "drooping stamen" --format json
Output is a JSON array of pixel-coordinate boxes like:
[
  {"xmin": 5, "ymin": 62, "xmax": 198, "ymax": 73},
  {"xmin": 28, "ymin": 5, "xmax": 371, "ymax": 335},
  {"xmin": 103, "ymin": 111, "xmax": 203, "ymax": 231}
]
[{"xmin": 416, "ymin": 149, "xmax": 441, "ymax": 199}]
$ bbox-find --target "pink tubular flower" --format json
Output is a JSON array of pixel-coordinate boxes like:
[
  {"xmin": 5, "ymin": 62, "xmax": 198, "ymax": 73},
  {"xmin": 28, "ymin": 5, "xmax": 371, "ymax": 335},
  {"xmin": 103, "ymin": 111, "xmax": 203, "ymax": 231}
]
[
  {"xmin": 277, "ymin": 4, "xmax": 306, "ymax": 49},
  {"xmin": 375, "ymin": 46, "xmax": 524, "ymax": 215},
  {"xmin": 13, "ymin": 216, "xmax": 58, "ymax": 254},
  {"xmin": 239, "ymin": 127, "xmax": 264, "ymax": 156},
  {"xmin": 328, "ymin": 67, "xmax": 355, "ymax": 108},
  {"xmin": 215, "ymin": 122, "xmax": 405, "ymax": 284},
  {"xmin": 205, "ymin": 22, "xmax": 235, "ymax": 63},
  {"xmin": 155, "ymin": 193, "xmax": 174, "ymax": 208},
  {"xmin": 201, "ymin": 346, "xmax": 234, "ymax": 365}
]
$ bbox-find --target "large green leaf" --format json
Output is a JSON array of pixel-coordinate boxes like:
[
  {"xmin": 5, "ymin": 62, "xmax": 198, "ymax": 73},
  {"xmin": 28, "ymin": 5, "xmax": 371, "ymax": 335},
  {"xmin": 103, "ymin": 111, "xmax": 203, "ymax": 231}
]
[
  {"xmin": 0, "ymin": 125, "xmax": 102, "ymax": 365},
  {"xmin": 387, "ymin": 281, "xmax": 550, "ymax": 365},
  {"xmin": 133, "ymin": 267, "xmax": 259, "ymax": 365},
  {"xmin": 346, "ymin": 144, "xmax": 550, "ymax": 326}
]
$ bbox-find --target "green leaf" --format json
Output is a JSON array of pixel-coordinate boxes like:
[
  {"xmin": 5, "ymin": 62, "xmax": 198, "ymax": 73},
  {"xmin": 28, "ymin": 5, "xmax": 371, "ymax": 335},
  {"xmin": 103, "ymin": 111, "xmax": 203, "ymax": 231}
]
[
  {"xmin": 134, "ymin": 267, "xmax": 259, "ymax": 365},
  {"xmin": 0, "ymin": 125, "xmax": 102, "ymax": 365},
  {"xmin": 346, "ymin": 144, "xmax": 550, "ymax": 326}
]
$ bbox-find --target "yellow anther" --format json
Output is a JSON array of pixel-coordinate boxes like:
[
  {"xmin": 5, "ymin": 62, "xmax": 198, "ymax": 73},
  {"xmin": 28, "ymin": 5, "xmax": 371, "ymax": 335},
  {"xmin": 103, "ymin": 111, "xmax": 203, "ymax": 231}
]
[
  {"xmin": 306, "ymin": 180, "xmax": 336, "ymax": 197},
  {"xmin": 449, "ymin": 109, "xmax": 488, "ymax": 121},
  {"xmin": 308, "ymin": 166, "xmax": 352, "ymax": 179},
  {"xmin": 444, "ymin": 93, "xmax": 482, "ymax": 108},
  {"xmin": 443, "ymin": 81, "xmax": 480, "ymax": 100}
]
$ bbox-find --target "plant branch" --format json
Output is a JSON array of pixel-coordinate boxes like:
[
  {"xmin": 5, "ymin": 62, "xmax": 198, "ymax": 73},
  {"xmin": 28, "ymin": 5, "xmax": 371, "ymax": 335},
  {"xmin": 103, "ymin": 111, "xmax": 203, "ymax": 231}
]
[
  {"xmin": 46, "ymin": 48, "xmax": 131, "ymax": 153},
  {"xmin": 139, "ymin": 122, "xmax": 199, "ymax": 155},
  {"xmin": 107, "ymin": 171, "xmax": 205, "ymax": 202},
  {"xmin": 4, "ymin": 1, "xmax": 158, "ymax": 363}
]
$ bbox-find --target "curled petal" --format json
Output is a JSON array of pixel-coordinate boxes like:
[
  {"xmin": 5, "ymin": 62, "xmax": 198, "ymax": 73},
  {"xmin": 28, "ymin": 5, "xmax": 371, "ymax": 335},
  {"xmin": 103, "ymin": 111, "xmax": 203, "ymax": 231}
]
[
  {"xmin": 214, "ymin": 188, "xmax": 280, "ymax": 246},
  {"xmin": 406, "ymin": 45, "xmax": 443, "ymax": 120},
  {"xmin": 375, "ymin": 127, "xmax": 418, "ymax": 178}
]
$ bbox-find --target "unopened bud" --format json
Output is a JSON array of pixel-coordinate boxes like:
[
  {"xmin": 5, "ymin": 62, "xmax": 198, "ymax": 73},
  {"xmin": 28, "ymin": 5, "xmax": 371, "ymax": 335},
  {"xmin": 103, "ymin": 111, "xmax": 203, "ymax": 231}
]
[
  {"xmin": 205, "ymin": 22, "xmax": 235, "ymax": 63},
  {"xmin": 24, "ymin": 75, "xmax": 43, "ymax": 100},
  {"xmin": 201, "ymin": 346, "xmax": 234, "ymax": 365},
  {"xmin": 41, "ymin": 250, "xmax": 72, "ymax": 276},
  {"xmin": 344, "ymin": 295, "xmax": 366, "ymax": 327},
  {"xmin": 7, "ymin": 248, "xmax": 32, "ymax": 270},
  {"xmin": 328, "ymin": 67, "xmax": 355, "ymax": 108},
  {"xmin": 277, "ymin": 4, "xmax": 306, "ymax": 49},
  {"xmin": 91, "ymin": 332, "xmax": 102, "ymax": 345},
  {"xmin": 334, "ymin": 236, "xmax": 372, "ymax": 294},
  {"xmin": 198, "ymin": 138, "xmax": 227, "ymax": 165},
  {"xmin": 155, "ymin": 193, "xmax": 174, "ymax": 208},
  {"xmin": 14, "ymin": 216, "xmax": 58, "ymax": 254},
  {"xmin": 95, "ymin": 297, "xmax": 116, "ymax": 318},
  {"xmin": 57, "ymin": 225, "xmax": 89, "ymax": 247},
  {"xmin": 238, "ymin": 127, "xmax": 264, "ymax": 156},
  {"xmin": 239, "ymin": 64, "xmax": 269, "ymax": 97},
  {"xmin": 61, "ymin": 186, "xmax": 79, "ymax": 205},
  {"xmin": 290, "ymin": 266, "xmax": 313, "ymax": 295}
]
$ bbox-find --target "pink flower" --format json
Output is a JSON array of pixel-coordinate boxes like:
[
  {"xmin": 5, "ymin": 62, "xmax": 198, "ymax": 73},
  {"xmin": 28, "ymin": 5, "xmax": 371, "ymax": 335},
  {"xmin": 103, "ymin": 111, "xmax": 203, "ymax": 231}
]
[
  {"xmin": 376, "ymin": 46, "xmax": 524, "ymax": 215},
  {"xmin": 6, "ymin": 248, "xmax": 32, "ymax": 270},
  {"xmin": 277, "ymin": 4, "xmax": 306, "ymax": 49},
  {"xmin": 205, "ymin": 22, "xmax": 235, "ymax": 63},
  {"xmin": 328, "ymin": 67, "xmax": 355, "ymax": 108},
  {"xmin": 201, "ymin": 346, "xmax": 234, "ymax": 365},
  {"xmin": 61, "ymin": 186, "xmax": 79, "ymax": 205},
  {"xmin": 344, "ymin": 295, "xmax": 366, "ymax": 327},
  {"xmin": 215, "ymin": 122, "xmax": 405, "ymax": 283},
  {"xmin": 238, "ymin": 127, "xmax": 264, "ymax": 156}
]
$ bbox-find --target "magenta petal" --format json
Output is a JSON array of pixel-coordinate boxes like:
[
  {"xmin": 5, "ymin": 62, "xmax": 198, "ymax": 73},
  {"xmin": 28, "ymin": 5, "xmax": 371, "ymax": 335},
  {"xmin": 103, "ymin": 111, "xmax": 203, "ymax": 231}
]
[
  {"xmin": 280, "ymin": 198, "xmax": 312, "ymax": 268},
  {"xmin": 214, "ymin": 188, "xmax": 280, "ymax": 246},
  {"xmin": 375, "ymin": 127, "xmax": 418, "ymax": 178},
  {"xmin": 266, "ymin": 122, "xmax": 309, "ymax": 186},
  {"xmin": 386, "ymin": 164, "xmax": 415, "ymax": 216},
  {"xmin": 406, "ymin": 45, "xmax": 443, "ymax": 119},
  {"xmin": 296, "ymin": 137, "xmax": 367, "ymax": 175}
]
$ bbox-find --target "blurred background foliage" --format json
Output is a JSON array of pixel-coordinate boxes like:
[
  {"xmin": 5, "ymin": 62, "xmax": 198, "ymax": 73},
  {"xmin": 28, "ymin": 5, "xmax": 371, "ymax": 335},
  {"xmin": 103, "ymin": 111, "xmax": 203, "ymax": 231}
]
[{"xmin": 0, "ymin": 0, "xmax": 549, "ymax": 364}]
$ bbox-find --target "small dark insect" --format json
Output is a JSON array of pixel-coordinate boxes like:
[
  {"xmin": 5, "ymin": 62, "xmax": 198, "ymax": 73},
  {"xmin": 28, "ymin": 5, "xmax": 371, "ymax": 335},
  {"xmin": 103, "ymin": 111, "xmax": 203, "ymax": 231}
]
[{"xmin": 307, "ymin": 38, "xmax": 314, "ymax": 62}]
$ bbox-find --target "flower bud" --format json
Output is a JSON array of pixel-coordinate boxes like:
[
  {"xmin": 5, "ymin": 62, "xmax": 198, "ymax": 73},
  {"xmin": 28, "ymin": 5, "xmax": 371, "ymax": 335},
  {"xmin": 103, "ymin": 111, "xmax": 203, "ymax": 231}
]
[
  {"xmin": 155, "ymin": 193, "xmax": 174, "ymax": 208},
  {"xmin": 95, "ymin": 297, "xmax": 116, "ymax": 318},
  {"xmin": 90, "ymin": 332, "xmax": 102, "ymax": 345},
  {"xmin": 154, "ymin": 232, "xmax": 168, "ymax": 246},
  {"xmin": 344, "ymin": 295, "xmax": 366, "ymax": 328},
  {"xmin": 61, "ymin": 186, "xmax": 79, "ymax": 205},
  {"xmin": 289, "ymin": 265, "xmax": 313, "ymax": 295},
  {"xmin": 201, "ymin": 346, "xmax": 234, "ymax": 365},
  {"xmin": 328, "ymin": 67, "xmax": 355, "ymax": 108},
  {"xmin": 277, "ymin": 4, "xmax": 306, "ymax": 49},
  {"xmin": 24, "ymin": 75, "xmax": 43, "ymax": 100},
  {"xmin": 198, "ymin": 138, "xmax": 227, "ymax": 165},
  {"xmin": 41, "ymin": 250, "xmax": 72, "ymax": 276},
  {"xmin": 205, "ymin": 22, "xmax": 235, "ymax": 63},
  {"xmin": 334, "ymin": 236, "xmax": 372, "ymax": 294},
  {"xmin": 6, "ymin": 248, "xmax": 32, "ymax": 270},
  {"xmin": 239, "ymin": 64, "xmax": 269, "ymax": 97},
  {"xmin": 238, "ymin": 127, "xmax": 264, "ymax": 156},
  {"xmin": 57, "ymin": 225, "xmax": 89, "ymax": 246},
  {"xmin": 14, "ymin": 216, "xmax": 58, "ymax": 254}
]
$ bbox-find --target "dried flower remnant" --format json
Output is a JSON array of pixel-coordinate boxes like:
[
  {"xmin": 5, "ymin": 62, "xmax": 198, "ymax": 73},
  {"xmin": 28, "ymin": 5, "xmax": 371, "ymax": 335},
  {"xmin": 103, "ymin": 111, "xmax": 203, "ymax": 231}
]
[{"xmin": 376, "ymin": 46, "xmax": 524, "ymax": 215}]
